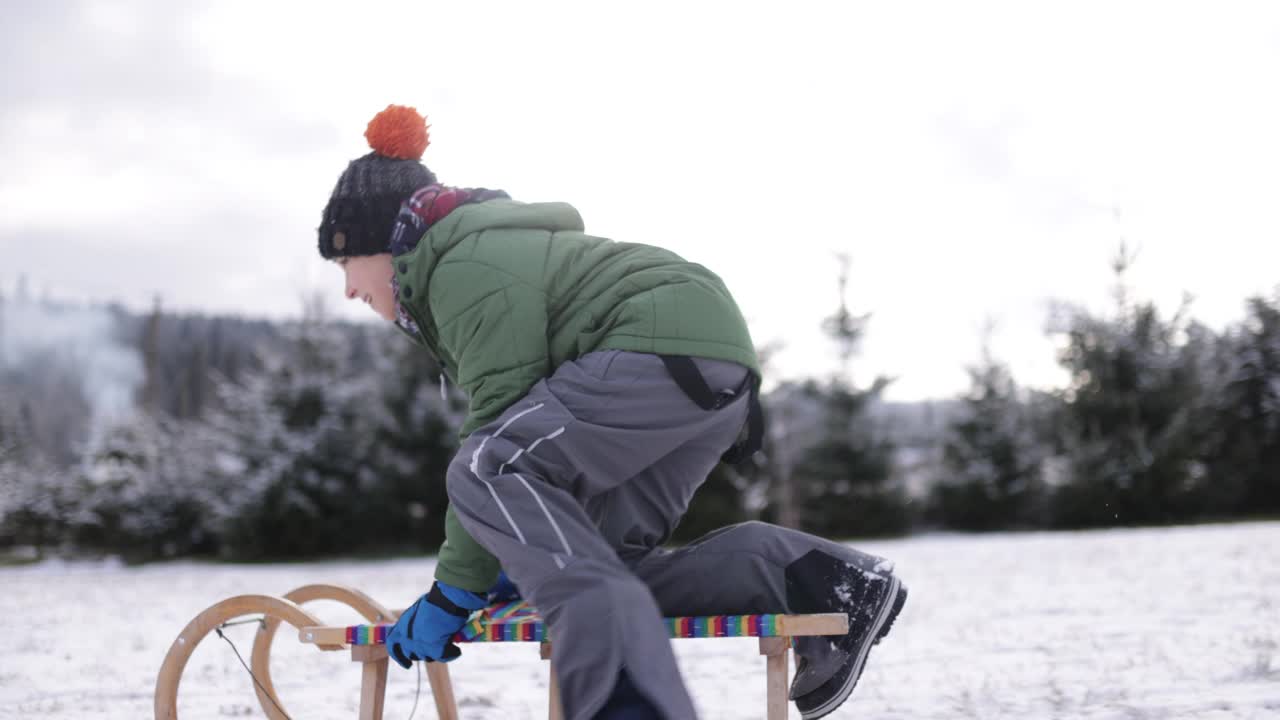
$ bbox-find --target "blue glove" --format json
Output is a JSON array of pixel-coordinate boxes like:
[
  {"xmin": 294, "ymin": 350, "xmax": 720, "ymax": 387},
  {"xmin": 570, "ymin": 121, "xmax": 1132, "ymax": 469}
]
[
  {"xmin": 487, "ymin": 570, "xmax": 522, "ymax": 604},
  {"xmin": 386, "ymin": 581, "xmax": 487, "ymax": 669}
]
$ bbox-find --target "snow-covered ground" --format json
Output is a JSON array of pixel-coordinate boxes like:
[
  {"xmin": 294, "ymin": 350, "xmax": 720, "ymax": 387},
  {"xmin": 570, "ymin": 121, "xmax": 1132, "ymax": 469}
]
[{"xmin": 2, "ymin": 521, "xmax": 1278, "ymax": 719}]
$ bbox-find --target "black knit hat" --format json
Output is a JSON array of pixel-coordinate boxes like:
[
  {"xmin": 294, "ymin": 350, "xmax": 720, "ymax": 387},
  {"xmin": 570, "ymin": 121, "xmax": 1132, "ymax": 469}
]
[{"xmin": 318, "ymin": 105, "xmax": 437, "ymax": 259}]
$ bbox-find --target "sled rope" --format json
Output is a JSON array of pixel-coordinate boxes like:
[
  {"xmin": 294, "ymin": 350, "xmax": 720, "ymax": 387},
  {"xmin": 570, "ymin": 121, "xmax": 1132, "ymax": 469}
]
[
  {"xmin": 220, "ymin": 616, "xmax": 269, "ymax": 629},
  {"xmin": 213, "ymin": 617, "xmax": 425, "ymax": 720},
  {"xmin": 215, "ymin": 620, "xmax": 293, "ymax": 720},
  {"xmin": 406, "ymin": 661, "xmax": 422, "ymax": 720}
]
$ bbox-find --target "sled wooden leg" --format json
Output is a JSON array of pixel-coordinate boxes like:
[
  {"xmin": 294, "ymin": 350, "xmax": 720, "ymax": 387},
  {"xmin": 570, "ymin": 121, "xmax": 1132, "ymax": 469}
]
[
  {"xmin": 548, "ymin": 665, "xmax": 564, "ymax": 720},
  {"xmin": 251, "ymin": 585, "xmax": 395, "ymax": 720},
  {"xmin": 760, "ymin": 636, "xmax": 791, "ymax": 720},
  {"xmin": 353, "ymin": 645, "xmax": 388, "ymax": 720},
  {"xmin": 541, "ymin": 642, "xmax": 565, "ymax": 720},
  {"xmin": 425, "ymin": 662, "xmax": 459, "ymax": 720}
]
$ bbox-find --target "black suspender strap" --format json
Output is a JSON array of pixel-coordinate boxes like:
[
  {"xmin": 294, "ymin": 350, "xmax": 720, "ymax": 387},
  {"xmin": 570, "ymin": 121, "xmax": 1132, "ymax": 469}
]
[
  {"xmin": 721, "ymin": 384, "xmax": 764, "ymax": 465},
  {"xmin": 659, "ymin": 355, "xmax": 765, "ymax": 465},
  {"xmin": 660, "ymin": 355, "xmax": 732, "ymax": 410}
]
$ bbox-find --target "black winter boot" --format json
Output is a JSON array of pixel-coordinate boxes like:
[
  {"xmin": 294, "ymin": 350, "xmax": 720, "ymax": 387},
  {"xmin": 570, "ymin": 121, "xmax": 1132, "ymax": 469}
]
[{"xmin": 785, "ymin": 550, "xmax": 909, "ymax": 720}]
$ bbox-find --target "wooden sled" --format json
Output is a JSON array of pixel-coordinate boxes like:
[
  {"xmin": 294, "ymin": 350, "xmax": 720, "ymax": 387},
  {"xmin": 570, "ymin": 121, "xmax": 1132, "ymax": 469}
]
[{"xmin": 155, "ymin": 584, "xmax": 848, "ymax": 720}]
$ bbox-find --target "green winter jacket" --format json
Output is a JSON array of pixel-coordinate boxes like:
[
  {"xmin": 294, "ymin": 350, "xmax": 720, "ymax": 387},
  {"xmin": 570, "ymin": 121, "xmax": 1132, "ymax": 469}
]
[{"xmin": 393, "ymin": 199, "xmax": 758, "ymax": 592}]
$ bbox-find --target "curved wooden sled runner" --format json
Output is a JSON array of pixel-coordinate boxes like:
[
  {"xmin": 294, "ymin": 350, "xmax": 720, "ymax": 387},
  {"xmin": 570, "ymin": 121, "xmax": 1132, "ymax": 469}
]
[{"xmin": 154, "ymin": 593, "xmax": 334, "ymax": 720}]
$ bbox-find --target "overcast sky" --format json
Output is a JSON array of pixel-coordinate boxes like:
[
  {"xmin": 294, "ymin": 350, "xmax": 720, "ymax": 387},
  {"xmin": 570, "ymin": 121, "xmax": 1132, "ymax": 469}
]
[{"xmin": 3, "ymin": 0, "xmax": 1279, "ymax": 400}]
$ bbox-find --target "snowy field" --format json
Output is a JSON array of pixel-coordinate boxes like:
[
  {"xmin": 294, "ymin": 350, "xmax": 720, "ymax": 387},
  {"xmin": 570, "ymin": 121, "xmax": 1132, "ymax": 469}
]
[{"xmin": 1, "ymin": 521, "xmax": 1278, "ymax": 719}]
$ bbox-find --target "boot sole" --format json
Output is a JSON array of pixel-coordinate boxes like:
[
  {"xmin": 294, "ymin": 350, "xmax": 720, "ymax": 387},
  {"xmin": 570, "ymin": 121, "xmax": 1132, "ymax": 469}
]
[
  {"xmin": 799, "ymin": 575, "xmax": 905, "ymax": 720},
  {"xmin": 874, "ymin": 582, "xmax": 908, "ymax": 645}
]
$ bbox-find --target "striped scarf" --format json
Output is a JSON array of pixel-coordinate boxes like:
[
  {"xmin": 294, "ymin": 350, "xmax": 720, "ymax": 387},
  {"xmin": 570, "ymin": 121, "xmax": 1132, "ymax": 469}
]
[{"xmin": 389, "ymin": 184, "xmax": 509, "ymax": 337}]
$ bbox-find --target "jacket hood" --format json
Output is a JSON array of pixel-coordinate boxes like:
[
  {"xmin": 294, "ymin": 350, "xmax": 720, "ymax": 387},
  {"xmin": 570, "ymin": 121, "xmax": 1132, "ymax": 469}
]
[{"xmin": 425, "ymin": 200, "xmax": 585, "ymax": 255}]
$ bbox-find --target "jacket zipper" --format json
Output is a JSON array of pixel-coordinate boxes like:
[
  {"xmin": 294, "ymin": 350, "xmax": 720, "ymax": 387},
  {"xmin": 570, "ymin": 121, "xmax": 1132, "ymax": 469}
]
[{"xmin": 401, "ymin": 298, "xmax": 457, "ymax": 399}]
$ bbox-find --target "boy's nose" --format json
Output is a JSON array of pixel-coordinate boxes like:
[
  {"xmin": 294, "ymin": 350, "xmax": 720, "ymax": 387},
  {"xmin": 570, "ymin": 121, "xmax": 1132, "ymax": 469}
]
[{"xmin": 345, "ymin": 286, "xmax": 358, "ymax": 300}]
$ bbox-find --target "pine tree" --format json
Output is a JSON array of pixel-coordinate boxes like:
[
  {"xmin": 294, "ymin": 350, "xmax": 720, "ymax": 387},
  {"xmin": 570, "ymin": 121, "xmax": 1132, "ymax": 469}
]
[
  {"xmin": 759, "ymin": 383, "xmax": 806, "ymax": 530},
  {"xmin": 202, "ymin": 315, "xmax": 383, "ymax": 560},
  {"xmin": 1204, "ymin": 293, "xmax": 1280, "ymax": 515},
  {"xmin": 0, "ymin": 286, "xmax": 7, "ymax": 368},
  {"xmin": 0, "ymin": 379, "xmax": 91, "ymax": 554},
  {"xmin": 75, "ymin": 413, "xmax": 155, "ymax": 554},
  {"xmin": 0, "ymin": 461, "xmax": 80, "ymax": 552},
  {"xmin": 1048, "ymin": 244, "xmax": 1214, "ymax": 527},
  {"xmin": 139, "ymin": 297, "xmax": 162, "ymax": 414},
  {"xmin": 932, "ymin": 349, "xmax": 1046, "ymax": 530},
  {"xmin": 788, "ymin": 255, "xmax": 908, "ymax": 538},
  {"xmin": 360, "ymin": 327, "xmax": 459, "ymax": 553},
  {"xmin": 0, "ymin": 386, "xmax": 26, "ymax": 546}
]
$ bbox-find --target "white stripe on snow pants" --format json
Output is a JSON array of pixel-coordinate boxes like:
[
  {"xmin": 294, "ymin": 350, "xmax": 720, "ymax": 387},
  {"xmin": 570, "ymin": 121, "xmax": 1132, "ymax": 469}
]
[{"xmin": 445, "ymin": 350, "xmax": 889, "ymax": 720}]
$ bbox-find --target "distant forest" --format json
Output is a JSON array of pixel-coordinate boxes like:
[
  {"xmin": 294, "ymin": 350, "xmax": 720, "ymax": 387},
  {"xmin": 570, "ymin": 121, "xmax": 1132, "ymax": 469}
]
[{"xmin": 1, "ymin": 249, "xmax": 1277, "ymax": 562}]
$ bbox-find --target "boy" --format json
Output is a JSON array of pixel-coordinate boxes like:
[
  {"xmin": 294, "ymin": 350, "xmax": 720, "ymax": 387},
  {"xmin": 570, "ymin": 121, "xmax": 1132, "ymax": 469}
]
[{"xmin": 319, "ymin": 105, "xmax": 907, "ymax": 720}]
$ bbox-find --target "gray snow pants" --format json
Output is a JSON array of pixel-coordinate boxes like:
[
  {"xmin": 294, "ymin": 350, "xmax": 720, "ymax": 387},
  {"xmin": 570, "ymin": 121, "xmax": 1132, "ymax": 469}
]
[{"xmin": 446, "ymin": 350, "xmax": 889, "ymax": 720}]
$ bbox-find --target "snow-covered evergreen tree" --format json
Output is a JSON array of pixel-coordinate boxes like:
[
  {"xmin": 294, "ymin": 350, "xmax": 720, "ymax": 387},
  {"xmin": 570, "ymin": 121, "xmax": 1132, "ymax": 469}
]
[
  {"xmin": 932, "ymin": 352, "xmax": 1046, "ymax": 530},
  {"xmin": 202, "ymin": 316, "xmax": 385, "ymax": 560},
  {"xmin": 786, "ymin": 256, "xmax": 908, "ymax": 537},
  {"xmin": 0, "ymin": 461, "xmax": 81, "ymax": 552},
  {"xmin": 66, "ymin": 411, "xmax": 220, "ymax": 559},
  {"xmin": 0, "ymin": 389, "xmax": 28, "ymax": 543},
  {"xmin": 359, "ymin": 327, "xmax": 459, "ymax": 553},
  {"xmin": 1048, "ymin": 245, "xmax": 1216, "ymax": 527},
  {"xmin": 1204, "ymin": 293, "xmax": 1280, "ymax": 515},
  {"xmin": 0, "ymin": 383, "xmax": 80, "ymax": 551}
]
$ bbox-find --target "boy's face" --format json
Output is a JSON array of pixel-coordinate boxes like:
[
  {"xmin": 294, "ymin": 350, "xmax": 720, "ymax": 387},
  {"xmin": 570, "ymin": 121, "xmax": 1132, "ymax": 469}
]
[{"xmin": 337, "ymin": 253, "xmax": 396, "ymax": 321}]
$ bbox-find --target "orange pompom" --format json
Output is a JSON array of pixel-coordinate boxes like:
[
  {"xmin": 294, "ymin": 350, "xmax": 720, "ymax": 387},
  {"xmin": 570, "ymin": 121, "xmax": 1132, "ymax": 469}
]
[{"xmin": 364, "ymin": 104, "xmax": 430, "ymax": 160}]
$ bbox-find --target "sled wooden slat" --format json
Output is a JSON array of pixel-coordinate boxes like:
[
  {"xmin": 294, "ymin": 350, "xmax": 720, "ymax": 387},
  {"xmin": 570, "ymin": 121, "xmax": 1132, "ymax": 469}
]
[
  {"xmin": 298, "ymin": 608, "xmax": 848, "ymax": 646},
  {"xmin": 163, "ymin": 591, "xmax": 848, "ymax": 720},
  {"xmin": 298, "ymin": 606, "xmax": 847, "ymax": 720},
  {"xmin": 775, "ymin": 612, "xmax": 851, "ymax": 637}
]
